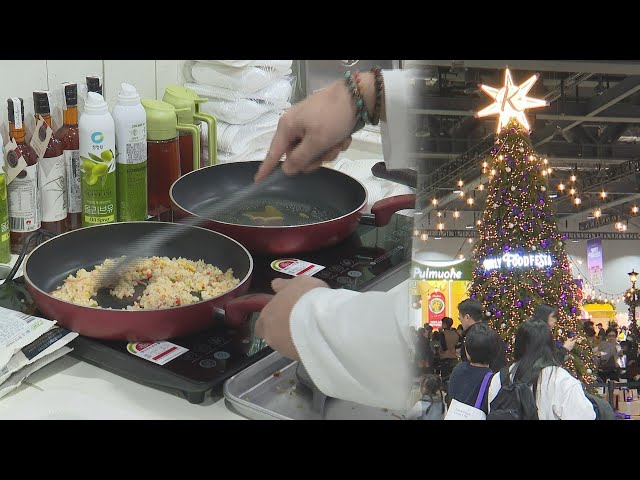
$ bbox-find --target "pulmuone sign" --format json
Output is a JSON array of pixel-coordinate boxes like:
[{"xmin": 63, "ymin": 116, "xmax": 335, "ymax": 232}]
[
  {"xmin": 483, "ymin": 252, "xmax": 553, "ymax": 271},
  {"xmin": 412, "ymin": 259, "xmax": 473, "ymax": 281}
]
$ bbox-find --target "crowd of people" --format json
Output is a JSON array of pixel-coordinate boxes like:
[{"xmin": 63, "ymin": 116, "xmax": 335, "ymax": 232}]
[{"xmin": 409, "ymin": 298, "xmax": 636, "ymax": 420}]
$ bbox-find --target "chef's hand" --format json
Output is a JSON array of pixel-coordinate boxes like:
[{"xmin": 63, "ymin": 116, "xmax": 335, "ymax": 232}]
[
  {"xmin": 254, "ymin": 276, "xmax": 329, "ymax": 360},
  {"xmin": 254, "ymin": 73, "xmax": 376, "ymax": 183}
]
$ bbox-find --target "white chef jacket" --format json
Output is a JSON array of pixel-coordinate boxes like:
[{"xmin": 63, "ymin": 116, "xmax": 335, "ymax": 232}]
[
  {"xmin": 487, "ymin": 364, "xmax": 596, "ymax": 420},
  {"xmin": 289, "ymin": 69, "xmax": 415, "ymax": 411}
]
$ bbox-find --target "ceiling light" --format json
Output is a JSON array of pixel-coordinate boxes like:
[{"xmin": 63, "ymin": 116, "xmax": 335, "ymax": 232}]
[
  {"xmin": 465, "ymin": 224, "xmax": 474, "ymax": 229},
  {"xmin": 453, "ymin": 189, "xmax": 462, "ymax": 194},
  {"xmin": 571, "ymin": 239, "xmax": 579, "ymax": 243},
  {"xmin": 549, "ymin": 193, "xmax": 558, "ymax": 199}
]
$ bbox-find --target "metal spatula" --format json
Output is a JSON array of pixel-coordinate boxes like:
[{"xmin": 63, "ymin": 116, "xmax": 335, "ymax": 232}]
[{"xmin": 94, "ymin": 168, "xmax": 286, "ymax": 290}]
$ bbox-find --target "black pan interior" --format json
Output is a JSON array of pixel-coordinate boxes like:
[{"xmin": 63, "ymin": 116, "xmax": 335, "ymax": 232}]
[
  {"xmin": 25, "ymin": 222, "xmax": 252, "ymax": 294},
  {"xmin": 171, "ymin": 162, "xmax": 367, "ymax": 224}
]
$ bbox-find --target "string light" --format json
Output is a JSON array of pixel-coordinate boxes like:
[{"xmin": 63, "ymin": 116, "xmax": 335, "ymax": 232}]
[
  {"xmin": 632, "ymin": 205, "xmax": 639, "ymax": 215},
  {"xmin": 458, "ymin": 179, "xmax": 464, "ymax": 187},
  {"xmin": 453, "ymin": 210, "xmax": 460, "ymax": 219},
  {"xmin": 594, "ymin": 208, "xmax": 601, "ymax": 218},
  {"xmin": 478, "ymin": 184, "xmax": 485, "ymax": 191},
  {"xmin": 570, "ymin": 174, "xmax": 577, "ymax": 182},
  {"xmin": 569, "ymin": 187, "xmax": 576, "ymax": 196},
  {"xmin": 558, "ymin": 182, "xmax": 565, "ymax": 192},
  {"xmin": 432, "ymin": 198, "xmax": 438, "ymax": 206},
  {"xmin": 437, "ymin": 211, "xmax": 442, "ymax": 217},
  {"xmin": 467, "ymin": 197, "xmax": 474, "ymax": 206},
  {"xmin": 574, "ymin": 197, "xmax": 582, "ymax": 205},
  {"xmin": 437, "ymin": 222, "xmax": 445, "ymax": 230},
  {"xmin": 600, "ymin": 191, "xmax": 607, "ymax": 199}
]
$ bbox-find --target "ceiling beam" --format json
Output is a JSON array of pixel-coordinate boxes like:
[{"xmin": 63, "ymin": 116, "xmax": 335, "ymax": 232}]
[
  {"xmin": 408, "ymin": 60, "xmax": 640, "ymax": 75},
  {"xmin": 561, "ymin": 193, "xmax": 640, "ymax": 220}
]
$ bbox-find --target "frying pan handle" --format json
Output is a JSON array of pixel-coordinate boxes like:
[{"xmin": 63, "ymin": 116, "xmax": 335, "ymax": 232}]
[
  {"xmin": 371, "ymin": 162, "xmax": 418, "ymax": 189},
  {"xmin": 224, "ymin": 293, "xmax": 273, "ymax": 328},
  {"xmin": 360, "ymin": 194, "xmax": 416, "ymax": 227}
]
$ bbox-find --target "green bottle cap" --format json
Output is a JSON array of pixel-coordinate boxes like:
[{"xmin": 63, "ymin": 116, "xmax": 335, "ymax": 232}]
[
  {"xmin": 162, "ymin": 84, "xmax": 208, "ymax": 124},
  {"xmin": 142, "ymin": 99, "xmax": 186, "ymax": 141}
]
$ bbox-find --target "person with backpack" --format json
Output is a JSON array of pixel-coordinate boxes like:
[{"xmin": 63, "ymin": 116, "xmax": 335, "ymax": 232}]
[
  {"xmin": 457, "ymin": 299, "xmax": 507, "ymax": 373},
  {"xmin": 407, "ymin": 374, "xmax": 447, "ymax": 420},
  {"xmin": 446, "ymin": 323, "xmax": 497, "ymax": 416},
  {"xmin": 486, "ymin": 319, "xmax": 596, "ymax": 420}
]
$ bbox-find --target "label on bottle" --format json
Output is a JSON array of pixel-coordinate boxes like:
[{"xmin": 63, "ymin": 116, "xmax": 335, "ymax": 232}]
[
  {"xmin": 29, "ymin": 116, "xmax": 53, "ymax": 159},
  {"xmin": 0, "ymin": 173, "xmax": 11, "ymax": 263},
  {"xmin": 81, "ymin": 133, "xmax": 116, "ymax": 226},
  {"xmin": 39, "ymin": 153, "xmax": 68, "ymax": 222},
  {"xmin": 117, "ymin": 162, "xmax": 147, "ymax": 221},
  {"xmin": 116, "ymin": 121, "xmax": 147, "ymax": 221},
  {"xmin": 11, "ymin": 97, "xmax": 22, "ymax": 130},
  {"xmin": 64, "ymin": 150, "xmax": 82, "ymax": 214},
  {"xmin": 3, "ymin": 139, "xmax": 28, "ymax": 185},
  {"xmin": 8, "ymin": 164, "xmax": 40, "ymax": 232}
]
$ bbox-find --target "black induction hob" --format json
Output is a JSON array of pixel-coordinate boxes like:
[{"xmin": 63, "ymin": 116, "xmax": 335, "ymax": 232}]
[{"xmin": 5, "ymin": 213, "xmax": 414, "ymax": 404}]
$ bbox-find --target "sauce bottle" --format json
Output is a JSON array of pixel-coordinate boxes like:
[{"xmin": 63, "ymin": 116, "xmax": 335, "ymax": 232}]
[
  {"xmin": 113, "ymin": 83, "xmax": 147, "ymax": 221},
  {"xmin": 0, "ymin": 133, "xmax": 11, "ymax": 263},
  {"xmin": 5, "ymin": 98, "xmax": 40, "ymax": 253},
  {"xmin": 54, "ymin": 83, "xmax": 82, "ymax": 231},
  {"xmin": 32, "ymin": 90, "xmax": 67, "ymax": 235},
  {"xmin": 142, "ymin": 99, "xmax": 193, "ymax": 221}
]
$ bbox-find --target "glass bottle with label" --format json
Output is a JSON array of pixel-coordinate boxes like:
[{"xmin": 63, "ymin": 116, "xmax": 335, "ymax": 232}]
[
  {"xmin": 32, "ymin": 91, "xmax": 67, "ymax": 235},
  {"xmin": 79, "ymin": 92, "xmax": 116, "ymax": 226},
  {"xmin": 141, "ymin": 99, "xmax": 187, "ymax": 221},
  {"xmin": 54, "ymin": 83, "xmax": 81, "ymax": 231},
  {"xmin": 5, "ymin": 97, "xmax": 40, "ymax": 253},
  {"xmin": 0, "ymin": 133, "xmax": 11, "ymax": 264},
  {"xmin": 113, "ymin": 83, "xmax": 147, "ymax": 221}
]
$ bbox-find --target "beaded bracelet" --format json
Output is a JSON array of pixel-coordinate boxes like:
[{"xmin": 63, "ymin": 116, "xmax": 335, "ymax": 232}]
[
  {"xmin": 370, "ymin": 66, "xmax": 384, "ymax": 126},
  {"xmin": 344, "ymin": 70, "xmax": 366, "ymax": 133}
]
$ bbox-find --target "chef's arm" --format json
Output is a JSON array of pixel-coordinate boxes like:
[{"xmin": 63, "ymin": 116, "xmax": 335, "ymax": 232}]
[{"xmin": 289, "ymin": 287, "xmax": 412, "ymax": 411}]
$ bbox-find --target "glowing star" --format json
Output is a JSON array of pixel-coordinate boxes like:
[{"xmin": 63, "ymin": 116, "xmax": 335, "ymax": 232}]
[{"xmin": 476, "ymin": 68, "xmax": 548, "ymax": 133}]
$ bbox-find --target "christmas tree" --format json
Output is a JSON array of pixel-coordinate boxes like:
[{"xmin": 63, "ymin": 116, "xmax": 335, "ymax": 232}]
[{"xmin": 468, "ymin": 69, "xmax": 596, "ymax": 384}]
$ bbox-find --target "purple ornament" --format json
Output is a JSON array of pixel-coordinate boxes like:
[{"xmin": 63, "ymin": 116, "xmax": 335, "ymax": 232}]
[
  {"xmin": 538, "ymin": 290, "xmax": 544, "ymax": 296},
  {"xmin": 471, "ymin": 294, "xmax": 477, "ymax": 299},
  {"xmin": 504, "ymin": 245, "xmax": 510, "ymax": 252},
  {"xmin": 524, "ymin": 296, "xmax": 531, "ymax": 303},
  {"xmin": 496, "ymin": 311, "xmax": 503, "ymax": 317},
  {"xmin": 570, "ymin": 307, "xmax": 577, "ymax": 314},
  {"xmin": 516, "ymin": 301, "xmax": 523, "ymax": 308}
]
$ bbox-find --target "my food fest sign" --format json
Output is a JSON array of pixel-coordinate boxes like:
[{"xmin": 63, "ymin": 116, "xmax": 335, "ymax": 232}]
[{"xmin": 482, "ymin": 251, "xmax": 554, "ymax": 271}]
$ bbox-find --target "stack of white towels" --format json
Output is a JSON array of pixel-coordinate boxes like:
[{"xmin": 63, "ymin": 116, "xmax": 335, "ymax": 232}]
[{"xmin": 183, "ymin": 60, "xmax": 294, "ymax": 164}]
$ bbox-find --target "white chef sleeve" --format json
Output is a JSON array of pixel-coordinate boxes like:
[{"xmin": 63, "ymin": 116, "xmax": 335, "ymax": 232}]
[
  {"xmin": 379, "ymin": 68, "xmax": 417, "ymax": 171},
  {"xmin": 289, "ymin": 287, "xmax": 412, "ymax": 410}
]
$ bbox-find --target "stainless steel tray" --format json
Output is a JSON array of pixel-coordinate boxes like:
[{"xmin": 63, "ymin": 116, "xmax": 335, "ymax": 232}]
[{"xmin": 223, "ymin": 352, "xmax": 404, "ymax": 420}]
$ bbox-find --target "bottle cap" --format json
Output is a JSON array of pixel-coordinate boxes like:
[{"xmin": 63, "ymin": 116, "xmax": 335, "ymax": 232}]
[
  {"xmin": 142, "ymin": 99, "xmax": 179, "ymax": 141},
  {"xmin": 86, "ymin": 75, "xmax": 102, "ymax": 95},
  {"xmin": 162, "ymin": 84, "xmax": 207, "ymax": 124},
  {"xmin": 84, "ymin": 92, "xmax": 109, "ymax": 115},
  {"xmin": 33, "ymin": 91, "xmax": 51, "ymax": 115},
  {"xmin": 117, "ymin": 83, "xmax": 141, "ymax": 106},
  {"xmin": 7, "ymin": 98, "xmax": 24, "ymax": 124},
  {"xmin": 62, "ymin": 83, "xmax": 78, "ymax": 107}
]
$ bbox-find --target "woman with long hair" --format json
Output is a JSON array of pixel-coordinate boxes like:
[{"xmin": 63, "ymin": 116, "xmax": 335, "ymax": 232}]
[
  {"xmin": 486, "ymin": 319, "xmax": 595, "ymax": 420},
  {"xmin": 532, "ymin": 304, "xmax": 577, "ymax": 364}
]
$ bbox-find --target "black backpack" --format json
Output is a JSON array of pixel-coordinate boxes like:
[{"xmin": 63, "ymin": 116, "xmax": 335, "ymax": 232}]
[{"xmin": 486, "ymin": 367, "xmax": 539, "ymax": 420}]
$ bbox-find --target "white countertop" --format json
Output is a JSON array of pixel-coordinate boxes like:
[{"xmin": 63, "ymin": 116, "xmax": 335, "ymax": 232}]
[{"xmin": 0, "ymin": 262, "xmax": 409, "ymax": 420}]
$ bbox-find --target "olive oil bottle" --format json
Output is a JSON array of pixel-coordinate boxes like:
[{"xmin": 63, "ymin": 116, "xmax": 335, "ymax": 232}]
[{"xmin": 79, "ymin": 92, "xmax": 116, "ymax": 226}]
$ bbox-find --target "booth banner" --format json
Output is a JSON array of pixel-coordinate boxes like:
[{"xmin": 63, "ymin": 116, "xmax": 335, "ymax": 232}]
[
  {"xmin": 427, "ymin": 291, "xmax": 447, "ymax": 329},
  {"xmin": 587, "ymin": 238, "xmax": 604, "ymax": 286}
]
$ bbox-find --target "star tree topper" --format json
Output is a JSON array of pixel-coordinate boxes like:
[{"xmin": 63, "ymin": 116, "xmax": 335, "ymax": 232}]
[{"xmin": 476, "ymin": 68, "xmax": 548, "ymax": 133}]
